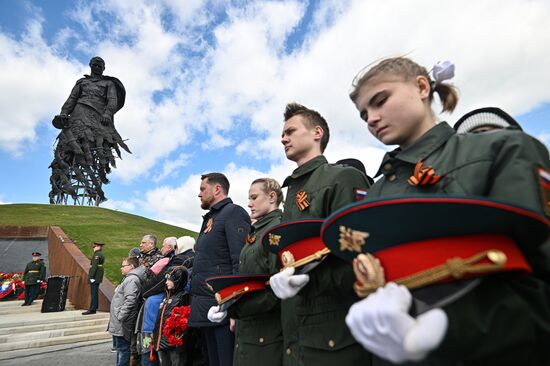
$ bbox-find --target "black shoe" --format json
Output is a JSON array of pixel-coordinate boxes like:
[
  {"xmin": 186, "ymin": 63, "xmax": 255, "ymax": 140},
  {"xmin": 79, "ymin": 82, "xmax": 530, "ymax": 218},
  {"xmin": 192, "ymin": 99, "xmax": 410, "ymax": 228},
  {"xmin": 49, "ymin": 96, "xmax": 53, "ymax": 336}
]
[
  {"xmin": 82, "ymin": 310, "xmax": 96, "ymax": 315},
  {"xmin": 21, "ymin": 303, "xmax": 29, "ymax": 306}
]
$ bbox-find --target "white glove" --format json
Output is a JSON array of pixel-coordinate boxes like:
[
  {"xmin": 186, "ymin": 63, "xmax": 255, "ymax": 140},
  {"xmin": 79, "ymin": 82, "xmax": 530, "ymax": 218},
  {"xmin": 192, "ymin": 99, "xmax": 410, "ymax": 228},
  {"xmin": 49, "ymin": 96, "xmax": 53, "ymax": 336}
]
[
  {"xmin": 269, "ymin": 267, "xmax": 310, "ymax": 300},
  {"xmin": 90, "ymin": 279, "xmax": 96, "ymax": 283},
  {"xmin": 345, "ymin": 282, "xmax": 448, "ymax": 364},
  {"xmin": 207, "ymin": 305, "xmax": 227, "ymax": 323}
]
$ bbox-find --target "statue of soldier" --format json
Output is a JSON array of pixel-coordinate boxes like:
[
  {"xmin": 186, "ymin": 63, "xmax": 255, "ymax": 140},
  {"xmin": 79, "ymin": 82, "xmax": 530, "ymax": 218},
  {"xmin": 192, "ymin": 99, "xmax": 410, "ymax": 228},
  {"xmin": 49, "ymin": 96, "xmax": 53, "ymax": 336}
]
[{"xmin": 49, "ymin": 56, "xmax": 131, "ymax": 204}]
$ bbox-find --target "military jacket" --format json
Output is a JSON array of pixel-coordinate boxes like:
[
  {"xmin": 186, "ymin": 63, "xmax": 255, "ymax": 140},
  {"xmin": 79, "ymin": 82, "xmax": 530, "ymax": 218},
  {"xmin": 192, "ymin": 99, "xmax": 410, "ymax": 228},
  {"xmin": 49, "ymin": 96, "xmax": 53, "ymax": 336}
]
[
  {"xmin": 368, "ymin": 122, "xmax": 550, "ymax": 365},
  {"xmin": 230, "ymin": 209, "xmax": 283, "ymax": 366},
  {"xmin": 281, "ymin": 155, "xmax": 372, "ymax": 366},
  {"xmin": 88, "ymin": 249, "xmax": 105, "ymax": 283},
  {"xmin": 23, "ymin": 260, "xmax": 46, "ymax": 285}
]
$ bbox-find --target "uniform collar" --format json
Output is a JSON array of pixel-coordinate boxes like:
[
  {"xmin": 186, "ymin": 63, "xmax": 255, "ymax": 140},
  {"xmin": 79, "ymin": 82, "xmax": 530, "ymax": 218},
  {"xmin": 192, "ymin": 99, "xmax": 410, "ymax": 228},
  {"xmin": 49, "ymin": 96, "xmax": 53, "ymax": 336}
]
[
  {"xmin": 375, "ymin": 122, "xmax": 455, "ymax": 177},
  {"xmin": 253, "ymin": 209, "xmax": 283, "ymax": 232},
  {"xmin": 282, "ymin": 155, "xmax": 327, "ymax": 187}
]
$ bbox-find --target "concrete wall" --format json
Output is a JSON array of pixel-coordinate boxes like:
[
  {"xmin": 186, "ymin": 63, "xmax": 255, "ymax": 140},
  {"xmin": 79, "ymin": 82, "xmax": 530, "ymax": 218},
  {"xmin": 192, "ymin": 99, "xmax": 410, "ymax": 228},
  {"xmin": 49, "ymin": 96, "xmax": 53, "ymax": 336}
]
[
  {"xmin": 0, "ymin": 226, "xmax": 114, "ymax": 311},
  {"xmin": 47, "ymin": 227, "xmax": 114, "ymax": 311},
  {"xmin": 0, "ymin": 226, "xmax": 48, "ymax": 237}
]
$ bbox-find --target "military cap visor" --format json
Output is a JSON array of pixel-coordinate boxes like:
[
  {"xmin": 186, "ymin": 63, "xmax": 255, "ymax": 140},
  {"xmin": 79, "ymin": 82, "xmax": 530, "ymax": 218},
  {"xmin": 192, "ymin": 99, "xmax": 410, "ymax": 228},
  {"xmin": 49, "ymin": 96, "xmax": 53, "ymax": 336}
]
[
  {"xmin": 261, "ymin": 219, "xmax": 328, "ymax": 270},
  {"xmin": 205, "ymin": 274, "xmax": 270, "ymax": 309},
  {"xmin": 323, "ymin": 196, "xmax": 548, "ymax": 259},
  {"xmin": 31, "ymin": 252, "xmax": 42, "ymax": 256},
  {"xmin": 93, "ymin": 242, "xmax": 105, "ymax": 247},
  {"xmin": 322, "ymin": 196, "xmax": 548, "ymax": 292}
]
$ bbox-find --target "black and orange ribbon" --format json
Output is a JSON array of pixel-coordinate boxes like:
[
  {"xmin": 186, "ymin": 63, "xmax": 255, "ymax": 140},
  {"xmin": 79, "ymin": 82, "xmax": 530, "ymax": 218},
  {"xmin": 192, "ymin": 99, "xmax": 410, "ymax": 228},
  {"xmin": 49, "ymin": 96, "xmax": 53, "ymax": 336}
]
[
  {"xmin": 204, "ymin": 218, "xmax": 214, "ymax": 233},
  {"xmin": 408, "ymin": 160, "xmax": 443, "ymax": 186},
  {"xmin": 246, "ymin": 233, "xmax": 256, "ymax": 245},
  {"xmin": 296, "ymin": 191, "xmax": 310, "ymax": 211}
]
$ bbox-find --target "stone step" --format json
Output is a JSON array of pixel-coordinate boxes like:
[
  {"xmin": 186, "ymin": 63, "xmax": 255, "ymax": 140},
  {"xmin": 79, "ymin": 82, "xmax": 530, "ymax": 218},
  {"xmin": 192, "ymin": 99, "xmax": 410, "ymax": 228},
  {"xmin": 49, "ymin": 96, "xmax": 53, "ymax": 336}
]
[
  {"xmin": 0, "ymin": 310, "xmax": 109, "ymax": 329},
  {"xmin": 1, "ymin": 317, "xmax": 108, "ymax": 334},
  {"xmin": 0, "ymin": 323, "xmax": 108, "ymax": 343},
  {"xmin": 0, "ymin": 331, "xmax": 111, "ymax": 352},
  {"xmin": 0, "ymin": 339, "xmax": 111, "ymax": 361}
]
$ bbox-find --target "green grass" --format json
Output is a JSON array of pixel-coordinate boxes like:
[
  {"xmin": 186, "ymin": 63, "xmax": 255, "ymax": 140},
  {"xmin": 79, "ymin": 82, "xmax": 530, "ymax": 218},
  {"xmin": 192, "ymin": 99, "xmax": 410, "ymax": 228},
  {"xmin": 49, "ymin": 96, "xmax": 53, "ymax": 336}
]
[{"xmin": 0, "ymin": 204, "xmax": 196, "ymax": 284}]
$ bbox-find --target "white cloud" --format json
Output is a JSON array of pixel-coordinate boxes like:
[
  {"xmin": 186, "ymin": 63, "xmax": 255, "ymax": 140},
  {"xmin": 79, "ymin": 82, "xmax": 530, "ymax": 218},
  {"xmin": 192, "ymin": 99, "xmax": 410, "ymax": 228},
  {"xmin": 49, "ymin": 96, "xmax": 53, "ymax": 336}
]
[
  {"xmin": 3, "ymin": 0, "xmax": 550, "ymax": 228},
  {"xmin": 153, "ymin": 153, "xmax": 191, "ymax": 182}
]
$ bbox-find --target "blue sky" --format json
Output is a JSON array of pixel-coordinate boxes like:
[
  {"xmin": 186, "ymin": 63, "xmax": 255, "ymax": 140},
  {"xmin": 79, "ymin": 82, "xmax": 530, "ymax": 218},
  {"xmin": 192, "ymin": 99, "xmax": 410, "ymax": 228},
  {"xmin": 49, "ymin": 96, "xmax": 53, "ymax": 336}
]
[{"xmin": 1, "ymin": 0, "xmax": 549, "ymax": 231}]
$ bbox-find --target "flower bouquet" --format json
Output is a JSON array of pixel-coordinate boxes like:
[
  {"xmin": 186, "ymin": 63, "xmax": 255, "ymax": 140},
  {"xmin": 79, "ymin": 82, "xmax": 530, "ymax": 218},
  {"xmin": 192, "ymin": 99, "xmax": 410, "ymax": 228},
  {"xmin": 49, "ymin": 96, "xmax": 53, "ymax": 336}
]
[{"xmin": 163, "ymin": 305, "xmax": 191, "ymax": 347}]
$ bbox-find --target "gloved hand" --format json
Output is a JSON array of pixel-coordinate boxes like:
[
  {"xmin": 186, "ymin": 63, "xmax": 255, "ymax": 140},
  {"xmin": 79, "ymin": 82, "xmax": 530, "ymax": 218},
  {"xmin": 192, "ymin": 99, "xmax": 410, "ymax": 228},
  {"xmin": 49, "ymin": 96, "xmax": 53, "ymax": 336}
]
[
  {"xmin": 345, "ymin": 282, "xmax": 448, "ymax": 364},
  {"xmin": 37, "ymin": 280, "xmax": 42, "ymax": 284},
  {"xmin": 207, "ymin": 305, "xmax": 227, "ymax": 323},
  {"xmin": 90, "ymin": 279, "xmax": 96, "ymax": 283},
  {"xmin": 269, "ymin": 267, "xmax": 309, "ymax": 300}
]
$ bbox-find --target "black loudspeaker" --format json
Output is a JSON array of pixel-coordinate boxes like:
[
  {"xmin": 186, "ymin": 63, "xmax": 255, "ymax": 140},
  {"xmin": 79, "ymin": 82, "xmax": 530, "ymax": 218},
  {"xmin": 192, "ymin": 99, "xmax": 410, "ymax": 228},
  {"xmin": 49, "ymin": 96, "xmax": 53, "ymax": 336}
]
[{"xmin": 41, "ymin": 276, "xmax": 70, "ymax": 313}]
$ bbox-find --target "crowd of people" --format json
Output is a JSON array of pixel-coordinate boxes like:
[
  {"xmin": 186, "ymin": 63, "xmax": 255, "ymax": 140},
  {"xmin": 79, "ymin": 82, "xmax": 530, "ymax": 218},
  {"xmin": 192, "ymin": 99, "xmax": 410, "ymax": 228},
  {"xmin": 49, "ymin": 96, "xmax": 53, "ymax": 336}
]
[{"xmin": 91, "ymin": 56, "xmax": 549, "ymax": 366}]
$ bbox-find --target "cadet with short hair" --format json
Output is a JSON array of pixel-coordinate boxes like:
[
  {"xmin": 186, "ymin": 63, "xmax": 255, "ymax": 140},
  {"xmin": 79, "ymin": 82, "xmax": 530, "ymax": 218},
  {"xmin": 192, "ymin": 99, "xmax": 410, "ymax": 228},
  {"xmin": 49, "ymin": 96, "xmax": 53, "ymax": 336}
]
[
  {"xmin": 189, "ymin": 172, "xmax": 251, "ymax": 366},
  {"xmin": 269, "ymin": 103, "xmax": 372, "ymax": 365},
  {"xmin": 22, "ymin": 252, "xmax": 46, "ymax": 306}
]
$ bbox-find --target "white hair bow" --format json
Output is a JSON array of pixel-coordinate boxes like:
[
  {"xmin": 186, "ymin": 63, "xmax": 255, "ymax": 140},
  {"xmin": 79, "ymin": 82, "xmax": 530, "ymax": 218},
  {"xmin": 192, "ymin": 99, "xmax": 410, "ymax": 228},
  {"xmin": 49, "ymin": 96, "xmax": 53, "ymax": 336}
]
[{"xmin": 432, "ymin": 61, "xmax": 455, "ymax": 85}]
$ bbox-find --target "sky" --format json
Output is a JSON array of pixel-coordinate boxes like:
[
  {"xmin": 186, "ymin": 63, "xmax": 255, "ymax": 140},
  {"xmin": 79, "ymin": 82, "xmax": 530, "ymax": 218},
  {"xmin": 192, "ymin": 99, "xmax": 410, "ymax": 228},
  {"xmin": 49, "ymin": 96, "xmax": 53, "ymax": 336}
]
[{"xmin": 1, "ymin": 0, "xmax": 549, "ymax": 232}]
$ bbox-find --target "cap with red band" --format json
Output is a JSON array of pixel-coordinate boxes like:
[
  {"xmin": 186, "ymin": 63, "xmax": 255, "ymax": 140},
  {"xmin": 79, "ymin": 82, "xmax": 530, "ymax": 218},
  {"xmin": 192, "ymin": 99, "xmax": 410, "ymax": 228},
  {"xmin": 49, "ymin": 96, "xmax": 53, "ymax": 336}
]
[
  {"xmin": 205, "ymin": 274, "xmax": 270, "ymax": 306},
  {"xmin": 261, "ymin": 219, "xmax": 328, "ymax": 271},
  {"xmin": 321, "ymin": 195, "xmax": 549, "ymax": 294}
]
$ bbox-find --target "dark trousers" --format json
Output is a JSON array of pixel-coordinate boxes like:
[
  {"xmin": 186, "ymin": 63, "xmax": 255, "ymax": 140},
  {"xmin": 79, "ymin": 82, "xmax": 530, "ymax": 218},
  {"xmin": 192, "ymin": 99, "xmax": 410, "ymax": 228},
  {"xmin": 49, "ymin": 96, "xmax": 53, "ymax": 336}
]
[
  {"xmin": 114, "ymin": 335, "xmax": 131, "ymax": 366},
  {"xmin": 158, "ymin": 349, "xmax": 187, "ymax": 366},
  {"xmin": 89, "ymin": 282, "xmax": 99, "ymax": 311},
  {"xmin": 24, "ymin": 284, "xmax": 39, "ymax": 304},
  {"xmin": 200, "ymin": 325, "xmax": 234, "ymax": 366}
]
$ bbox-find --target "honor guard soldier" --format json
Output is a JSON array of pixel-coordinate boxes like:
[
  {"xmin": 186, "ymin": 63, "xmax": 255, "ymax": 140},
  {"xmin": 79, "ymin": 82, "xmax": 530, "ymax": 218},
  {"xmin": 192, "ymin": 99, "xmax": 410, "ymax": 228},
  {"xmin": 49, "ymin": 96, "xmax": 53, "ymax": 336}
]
[
  {"xmin": 22, "ymin": 252, "xmax": 46, "ymax": 306},
  {"xmin": 347, "ymin": 56, "xmax": 550, "ymax": 364},
  {"xmin": 270, "ymin": 103, "xmax": 372, "ymax": 366},
  {"xmin": 83, "ymin": 241, "xmax": 105, "ymax": 315}
]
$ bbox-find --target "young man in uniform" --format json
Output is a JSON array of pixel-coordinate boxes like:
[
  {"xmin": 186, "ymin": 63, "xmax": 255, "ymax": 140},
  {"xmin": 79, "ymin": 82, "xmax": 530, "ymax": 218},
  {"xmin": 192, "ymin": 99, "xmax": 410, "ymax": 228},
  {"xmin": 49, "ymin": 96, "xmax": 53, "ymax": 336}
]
[
  {"xmin": 269, "ymin": 103, "xmax": 372, "ymax": 365},
  {"xmin": 22, "ymin": 252, "xmax": 46, "ymax": 306},
  {"xmin": 83, "ymin": 241, "xmax": 105, "ymax": 315}
]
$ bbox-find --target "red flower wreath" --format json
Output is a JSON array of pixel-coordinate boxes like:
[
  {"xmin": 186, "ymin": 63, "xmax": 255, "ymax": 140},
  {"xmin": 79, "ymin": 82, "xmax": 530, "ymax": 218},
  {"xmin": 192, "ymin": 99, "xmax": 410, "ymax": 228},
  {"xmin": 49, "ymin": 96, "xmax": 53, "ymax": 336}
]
[{"xmin": 163, "ymin": 305, "xmax": 191, "ymax": 347}]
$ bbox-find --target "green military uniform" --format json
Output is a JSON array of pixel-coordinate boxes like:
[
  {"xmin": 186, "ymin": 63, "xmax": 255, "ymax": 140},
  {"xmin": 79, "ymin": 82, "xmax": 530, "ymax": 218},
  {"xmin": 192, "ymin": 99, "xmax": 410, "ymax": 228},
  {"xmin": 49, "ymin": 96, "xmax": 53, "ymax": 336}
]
[
  {"xmin": 23, "ymin": 258, "xmax": 46, "ymax": 305},
  {"xmin": 281, "ymin": 155, "xmax": 372, "ymax": 366},
  {"xmin": 229, "ymin": 209, "xmax": 283, "ymax": 366},
  {"xmin": 367, "ymin": 122, "xmax": 550, "ymax": 365},
  {"xmin": 86, "ymin": 246, "xmax": 105, "ymax": 313}
]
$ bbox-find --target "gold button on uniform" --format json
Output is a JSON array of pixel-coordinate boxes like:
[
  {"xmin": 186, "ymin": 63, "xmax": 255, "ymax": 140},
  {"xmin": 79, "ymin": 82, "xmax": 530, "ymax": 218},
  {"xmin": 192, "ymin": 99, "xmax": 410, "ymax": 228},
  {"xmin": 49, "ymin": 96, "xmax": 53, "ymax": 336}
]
[
  {"xmin": 259, "ymin": 337, "xmax": 264, "ymax": 343},
  {"xmin": 328, "ymin": 339, "xmax": 335, "ymax": 348},
  {"xmin": 383, "ymin": 163, "xmax": 392, "ymax": 172},
  {"xmin": 388, "ymin": 174, "xmax": 397, "ymax": 182},
  {"xmin": 286, "ymin": 348, "xmax": 292, "ymax": 355}
]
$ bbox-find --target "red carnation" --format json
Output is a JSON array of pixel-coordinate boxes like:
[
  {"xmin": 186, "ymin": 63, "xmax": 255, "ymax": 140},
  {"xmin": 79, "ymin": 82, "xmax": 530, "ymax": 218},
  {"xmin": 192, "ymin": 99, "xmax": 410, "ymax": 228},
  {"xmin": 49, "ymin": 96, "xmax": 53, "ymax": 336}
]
[{"xmin": 163, "ymin": 305, "xmax": 191, "ymax": 347}]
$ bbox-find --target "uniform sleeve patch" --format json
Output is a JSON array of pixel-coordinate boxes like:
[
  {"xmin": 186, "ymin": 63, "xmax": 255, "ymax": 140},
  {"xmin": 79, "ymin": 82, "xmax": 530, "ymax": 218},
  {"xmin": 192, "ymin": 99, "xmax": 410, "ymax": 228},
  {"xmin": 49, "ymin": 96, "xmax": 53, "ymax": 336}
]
[
  {"xmin": 354, "ymin": 188, "xmax": 368, "ymax": 201},
  {"xmin": 536, "ymin": 166, "xmax": 550, "ymax": 217}
]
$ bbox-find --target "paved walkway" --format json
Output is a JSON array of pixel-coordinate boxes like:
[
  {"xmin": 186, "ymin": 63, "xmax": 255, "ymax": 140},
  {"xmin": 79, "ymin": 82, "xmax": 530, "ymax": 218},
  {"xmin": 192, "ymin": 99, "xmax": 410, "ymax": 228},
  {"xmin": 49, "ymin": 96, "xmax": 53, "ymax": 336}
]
[{"xmin": 0, "ymin": 340, "xmax": 115, "ymax": 365}]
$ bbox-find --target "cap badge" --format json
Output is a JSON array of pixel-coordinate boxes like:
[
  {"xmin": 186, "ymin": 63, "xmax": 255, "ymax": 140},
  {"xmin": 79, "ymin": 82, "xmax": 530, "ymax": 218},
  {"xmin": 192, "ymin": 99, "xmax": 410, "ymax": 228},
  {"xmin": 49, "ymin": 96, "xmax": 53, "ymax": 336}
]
[
  {"xmin": 204, "ymin": 218, "xmax": 214, "ymax": 233},
  {"xmin": 408, "ymin": 160, "xmax": 443, "ymax": 186},
  {"xmin": 268, "ymin": 233, "xmax": 281, "ymax": 246},
  {"xmin": 339, "ymin": 226, "xmax": 369, "ymax": 253},
  {"xmin": 353, "ymin": 253, "xmax": 386, "ymax": 297},
  {"xmin": 296, "ymin": 191, "xmax": 310, "ymax": 211},
  {"xmin": 281, "ymin": 251, "xmax": 296, "ymax": 267}
]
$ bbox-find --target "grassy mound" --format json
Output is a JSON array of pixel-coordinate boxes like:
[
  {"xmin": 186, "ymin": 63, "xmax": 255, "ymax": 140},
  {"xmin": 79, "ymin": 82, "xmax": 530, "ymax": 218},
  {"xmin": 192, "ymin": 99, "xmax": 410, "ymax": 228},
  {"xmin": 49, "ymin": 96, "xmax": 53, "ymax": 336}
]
[{"xmin": 0, "ymin": 204, "xmax": 196, "ymax": 283}]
